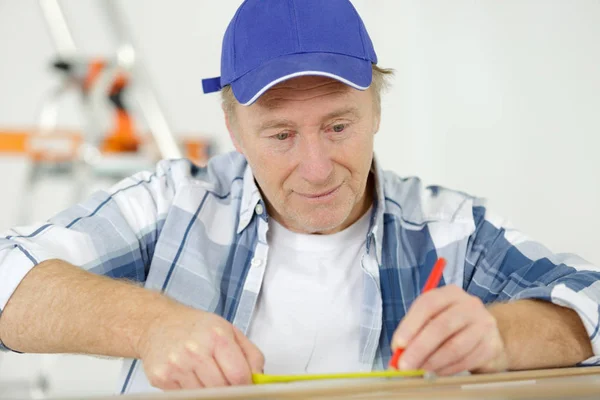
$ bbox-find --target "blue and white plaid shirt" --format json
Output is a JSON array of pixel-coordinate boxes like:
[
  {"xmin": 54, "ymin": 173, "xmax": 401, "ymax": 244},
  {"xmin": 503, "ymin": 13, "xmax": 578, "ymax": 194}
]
[{"xmin": 1, "ymin": 151, "xmax": 600, "ymax": 394}]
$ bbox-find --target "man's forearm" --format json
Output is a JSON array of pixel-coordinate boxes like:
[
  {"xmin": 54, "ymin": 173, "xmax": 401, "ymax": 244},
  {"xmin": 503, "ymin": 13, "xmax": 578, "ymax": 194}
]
[
  {"xmin": 0, "ymin": 259, "xmax": 178, "ymax": 357},
  {"xmin": 490, "ymin": 299, "xmax": 593, "ymax": 370}
]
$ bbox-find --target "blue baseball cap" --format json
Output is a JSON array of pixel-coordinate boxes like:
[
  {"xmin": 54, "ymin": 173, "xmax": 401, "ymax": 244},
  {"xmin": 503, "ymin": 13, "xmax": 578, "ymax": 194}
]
[{"xmin": 202, "ymin": 0, "xmax": 378, "ymax": 106}]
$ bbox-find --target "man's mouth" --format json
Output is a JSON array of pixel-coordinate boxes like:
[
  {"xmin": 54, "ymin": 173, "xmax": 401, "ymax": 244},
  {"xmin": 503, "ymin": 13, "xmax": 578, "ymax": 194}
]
[{"xmin": 297, "ymin": 184, "xmax": 342, "ymax": 200}]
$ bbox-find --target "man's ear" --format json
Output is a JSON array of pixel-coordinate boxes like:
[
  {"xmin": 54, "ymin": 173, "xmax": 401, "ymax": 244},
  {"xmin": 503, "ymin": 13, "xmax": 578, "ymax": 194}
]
[
  {"xmin": 223, "ymin": 107, "xmax": 244, "ymax": 154},
  {"xmin": 373, "ymin": 113, "xmax": 381, "ymax": 135}
]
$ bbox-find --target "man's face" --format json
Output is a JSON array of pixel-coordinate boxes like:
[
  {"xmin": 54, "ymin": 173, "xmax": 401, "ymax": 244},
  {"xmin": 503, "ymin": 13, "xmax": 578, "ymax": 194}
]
[{"xmin": 227, "ymin": 76, "xmax": 379, "ymax": 234}]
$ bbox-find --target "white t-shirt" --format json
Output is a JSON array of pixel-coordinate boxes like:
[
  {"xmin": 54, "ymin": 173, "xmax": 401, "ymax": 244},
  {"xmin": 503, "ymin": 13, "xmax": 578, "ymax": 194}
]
[{"xmin": 247, "ymin": 208, "xmax": 372, "ymax": 374}]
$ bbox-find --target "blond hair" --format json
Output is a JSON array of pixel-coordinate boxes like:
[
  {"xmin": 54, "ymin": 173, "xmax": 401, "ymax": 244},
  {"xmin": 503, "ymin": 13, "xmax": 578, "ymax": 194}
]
[{"xmin": 221, "ymin": 64, "xmax": 394, "ymax": 121}]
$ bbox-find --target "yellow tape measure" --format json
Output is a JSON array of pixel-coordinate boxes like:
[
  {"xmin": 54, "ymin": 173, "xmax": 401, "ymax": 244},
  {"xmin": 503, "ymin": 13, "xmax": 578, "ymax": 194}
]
[{"xmin": 252, "ymin": 369, "xmax": 426, "ymax": 384}]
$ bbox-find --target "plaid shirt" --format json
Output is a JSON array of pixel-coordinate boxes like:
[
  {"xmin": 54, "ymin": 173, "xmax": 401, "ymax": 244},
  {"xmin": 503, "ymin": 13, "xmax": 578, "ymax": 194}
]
[{"xmin": 1, "ymin": 151, "xmax": 599, "ymax": 394}]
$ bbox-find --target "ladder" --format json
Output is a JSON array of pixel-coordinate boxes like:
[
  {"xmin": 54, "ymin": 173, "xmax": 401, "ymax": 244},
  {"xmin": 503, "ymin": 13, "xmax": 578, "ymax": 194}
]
[{"xmin": 19, "ymin": 0, "xmax": 184, "ymax": 224}]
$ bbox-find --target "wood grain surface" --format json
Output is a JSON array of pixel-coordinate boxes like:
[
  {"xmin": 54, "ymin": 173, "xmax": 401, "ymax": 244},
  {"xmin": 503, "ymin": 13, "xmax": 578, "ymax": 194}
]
[{"xmin": 83, "ymin": 366, "xmax": 600, "ymax": 400}]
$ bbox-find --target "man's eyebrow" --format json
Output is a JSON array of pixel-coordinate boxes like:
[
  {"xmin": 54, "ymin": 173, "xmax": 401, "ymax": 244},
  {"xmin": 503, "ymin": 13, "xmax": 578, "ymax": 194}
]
[
  {"xmin": 257, "ymin": 107, "xmax": 361, "ymax": 132},
  {"xmin": 258, "ymin": 118, "xmax": 296, "ymax": 131},
  {"xmin": 322, "ymin": 106, "xmax": 360, "ymax": 121}
]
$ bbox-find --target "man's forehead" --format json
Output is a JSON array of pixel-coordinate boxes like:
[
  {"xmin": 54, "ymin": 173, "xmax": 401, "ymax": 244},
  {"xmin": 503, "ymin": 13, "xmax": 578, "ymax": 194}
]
[
  {"xmin": 255, "ymin": 76, "xmax": 353, "ymax": 109},
  {"xmin": 270, "ymin": 75, "xmax": 349, "ymax": 90}
]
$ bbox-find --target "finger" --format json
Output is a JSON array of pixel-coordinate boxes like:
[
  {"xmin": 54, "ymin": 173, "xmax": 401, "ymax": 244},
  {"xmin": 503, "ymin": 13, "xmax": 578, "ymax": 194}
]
[
  {"xmin": 435, "ymin": 337, "xmax": 493, "ymax": 376},
  {"xmin": 146, "ymin": 365, "xmax": 181, "ymax": 391},
  {"xmin": 421, "ymin": 323, "xmax": 485, "ymax": 372},
  {"xmin": 398, "ymin": 302, "xmax": 472, "ymax": 370},
  {"xmin": 213, "ymin": 330, "xmax": 253, "ymax": 385},
  {"xmin": 234, "ymin": 327, "xmax": 265, "ymax": 373},
  {"xmin": 195, "ymin": 358, "xmax": 229, "ymax": 388},
  {"xmin": 184, "ymin": 342, "xmax": 228, "ymax": 387},
  {"xmin": 172, "ymin": 371, "xmax": 203, "ymax": 390},
  {"xmin": 157, "ymin": 377, "xmax": 181, "ymax": 391},
  {"xmin": 166, "ymin": 352, "xmax": 204, "ymax": 390},
  {"xmin": 392, "ymin": 285, "xmax": 464, "ymax": 349}
]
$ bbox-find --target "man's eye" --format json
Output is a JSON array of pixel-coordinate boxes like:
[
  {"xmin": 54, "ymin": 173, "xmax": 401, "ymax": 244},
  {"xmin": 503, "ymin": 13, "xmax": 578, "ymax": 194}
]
[
  {"xmin": 332, "ymin": 124, "xmax": 346, "ymax": 133},
  {"xmin": 275, "ymin": 132, "xmax": 290, "ymax": 140}
]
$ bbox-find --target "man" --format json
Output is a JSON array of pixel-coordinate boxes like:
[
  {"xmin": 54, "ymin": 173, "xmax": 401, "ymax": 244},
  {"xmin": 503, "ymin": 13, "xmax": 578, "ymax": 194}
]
[{"xmin": 0, "ymin": 0, "xmax": 598, "ymax": 395}]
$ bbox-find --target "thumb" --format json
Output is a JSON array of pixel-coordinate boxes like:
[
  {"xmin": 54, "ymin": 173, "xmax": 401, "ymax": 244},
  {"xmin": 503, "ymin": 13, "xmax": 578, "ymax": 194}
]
[{"xmin": 233, "ymin": 327, "xmax": 265, "ymax": 373}]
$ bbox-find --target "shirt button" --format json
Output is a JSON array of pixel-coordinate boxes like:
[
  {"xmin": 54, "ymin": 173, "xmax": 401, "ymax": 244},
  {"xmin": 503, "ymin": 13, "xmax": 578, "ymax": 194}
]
[
  {"xmin": 251, "ymin": 258, "xmax": 263, "ymax": 267},
  {"xmin": 255, "ymin": 204, "xmax": 264, "ymax": 215}
]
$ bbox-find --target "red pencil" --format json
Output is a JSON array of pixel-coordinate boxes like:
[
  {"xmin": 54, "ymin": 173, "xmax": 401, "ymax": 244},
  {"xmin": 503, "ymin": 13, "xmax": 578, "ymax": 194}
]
[{"xmin": 389, "ymin": 257, "xmax": 447, "ymax": 370}]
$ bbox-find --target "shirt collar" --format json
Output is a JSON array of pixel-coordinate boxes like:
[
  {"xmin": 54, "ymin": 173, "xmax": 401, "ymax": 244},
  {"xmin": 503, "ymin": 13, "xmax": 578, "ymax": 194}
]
[
  {"xmin": 367, "ymin": 154, "xmax": 386, "ymax": 266},
  {"xmin": 237, "ymin": 162, "xmax": 266, "ymax": 234}
]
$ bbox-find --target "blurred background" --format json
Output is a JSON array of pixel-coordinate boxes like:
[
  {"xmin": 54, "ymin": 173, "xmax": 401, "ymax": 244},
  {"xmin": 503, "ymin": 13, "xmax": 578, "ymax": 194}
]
[{"xmin": 0, "ymin": 0, "xmax": 599, "ymax": 398}]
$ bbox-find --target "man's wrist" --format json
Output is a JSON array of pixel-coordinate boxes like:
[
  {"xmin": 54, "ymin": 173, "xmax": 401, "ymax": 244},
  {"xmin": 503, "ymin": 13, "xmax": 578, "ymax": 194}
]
[
  {"xmin": 486, "ymin": 301, "xmax": 513, "ymax": 370},
  {"xmin": 131, "ymin": 291, "xmax": 183, "ymax": 359}
]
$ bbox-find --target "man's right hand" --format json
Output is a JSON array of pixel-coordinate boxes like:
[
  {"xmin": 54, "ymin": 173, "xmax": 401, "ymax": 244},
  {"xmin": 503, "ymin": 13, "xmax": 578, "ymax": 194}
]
[
  {"xmin": 0, "ymin": 260, "xmax": 264, "ymax": 391},
  {"xmin": 137, "ymin": 305, "xmax": 265, "ymax": 390}
]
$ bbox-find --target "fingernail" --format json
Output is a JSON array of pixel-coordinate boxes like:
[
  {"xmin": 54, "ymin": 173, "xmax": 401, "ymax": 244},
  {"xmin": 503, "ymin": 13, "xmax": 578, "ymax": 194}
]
[{"xmin": 392, "ymin": 337, "xmax": 407, "ymax": 349}]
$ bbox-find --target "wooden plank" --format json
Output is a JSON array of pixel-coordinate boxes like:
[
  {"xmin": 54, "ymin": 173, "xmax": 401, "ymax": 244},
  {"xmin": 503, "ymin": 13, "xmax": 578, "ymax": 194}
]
[{"xmin": 99, "ymin": 367, "xmax": 600, "ymax": 400}]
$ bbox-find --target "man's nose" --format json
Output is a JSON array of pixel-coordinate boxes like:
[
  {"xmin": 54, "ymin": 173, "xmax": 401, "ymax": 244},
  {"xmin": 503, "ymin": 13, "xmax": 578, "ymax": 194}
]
[{"xmin": 296, "ymin": 134, "xmax": 334, "ymax": 185}]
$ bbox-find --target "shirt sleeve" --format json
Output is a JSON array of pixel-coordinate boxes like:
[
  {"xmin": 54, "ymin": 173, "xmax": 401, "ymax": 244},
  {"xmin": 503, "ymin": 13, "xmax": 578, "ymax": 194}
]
[
  {"xmin": 0, "ymin": 159, "xmax": 189, "ymax": 352},
  {"xmin": 463, "ymin": 201, "xmax": 600, "ymax": 365}
]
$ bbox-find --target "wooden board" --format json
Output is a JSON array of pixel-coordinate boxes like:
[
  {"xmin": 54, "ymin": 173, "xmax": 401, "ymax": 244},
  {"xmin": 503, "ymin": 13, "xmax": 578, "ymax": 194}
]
[{"xmin": 84, "ymin": 367, "xmax": 600, "ymax": 400}]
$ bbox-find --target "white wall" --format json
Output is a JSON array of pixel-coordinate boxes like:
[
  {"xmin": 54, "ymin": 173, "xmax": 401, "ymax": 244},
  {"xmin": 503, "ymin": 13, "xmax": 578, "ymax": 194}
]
[
  {"xmin": 0, "ymin": 0, "xmax": 599, "ymax": 397},
  {"xmin": 368, "ymin": 0, "xmax": 600, "ymax": 263}
]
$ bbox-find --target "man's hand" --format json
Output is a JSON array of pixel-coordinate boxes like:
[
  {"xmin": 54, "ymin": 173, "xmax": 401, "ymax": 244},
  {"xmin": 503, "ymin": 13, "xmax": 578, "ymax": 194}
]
[
  {"xmin": 391, "ymin": 285, "xmax": 508, "ymax": 376},
  {"xmin": 138, "ymin": 305, "xmax": 265, "ymax": 390}
]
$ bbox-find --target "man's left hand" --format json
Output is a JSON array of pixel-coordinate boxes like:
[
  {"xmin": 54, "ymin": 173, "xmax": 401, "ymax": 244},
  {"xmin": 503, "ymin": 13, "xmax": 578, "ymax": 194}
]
[{"xmin": 391, "ymin": 285, "xmax": 509, "ymax": 376}]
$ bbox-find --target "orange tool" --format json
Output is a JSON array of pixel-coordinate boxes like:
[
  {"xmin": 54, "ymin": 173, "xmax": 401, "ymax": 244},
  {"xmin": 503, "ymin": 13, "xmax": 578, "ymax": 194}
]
[{"xmin": 389, "ymin": 257, "xmax": 447, "ymax": 369}]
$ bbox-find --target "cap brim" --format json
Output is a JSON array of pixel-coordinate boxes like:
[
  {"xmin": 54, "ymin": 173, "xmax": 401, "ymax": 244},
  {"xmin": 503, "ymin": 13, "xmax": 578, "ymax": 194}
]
[{"xmin": 230, "ymin": 52, "xmax": 373, "ymax": 106}]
